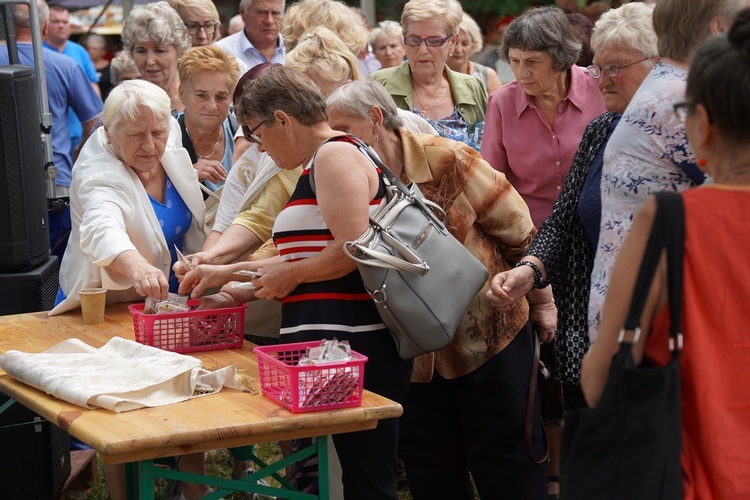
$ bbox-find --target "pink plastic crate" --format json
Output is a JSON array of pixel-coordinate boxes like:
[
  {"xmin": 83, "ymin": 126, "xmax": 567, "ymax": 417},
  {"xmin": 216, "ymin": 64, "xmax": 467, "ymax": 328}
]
[
  {"xmin": 254, "ymin": 341, "xmax": 368, "ymax": 413},
  {"xmin": 128, "ymin": 301, "xmax": 246, "ymax": 354}
]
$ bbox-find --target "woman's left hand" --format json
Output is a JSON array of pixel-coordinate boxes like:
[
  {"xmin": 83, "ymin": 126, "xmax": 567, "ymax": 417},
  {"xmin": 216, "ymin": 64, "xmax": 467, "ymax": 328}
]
[
  {"xmin": 529, "ymin": 301, "xmax": 557, "ymax": 343},
  {"xmin": 193, "ymin": 159, "xmax": 227, "ymax": 184},
  {"xmin": 179, "ymin": 263, "xmax": 235, "ymax": 298},
  {"xmin": 252, "ymin": 261, "xmax": 299, "ymax": 300}
]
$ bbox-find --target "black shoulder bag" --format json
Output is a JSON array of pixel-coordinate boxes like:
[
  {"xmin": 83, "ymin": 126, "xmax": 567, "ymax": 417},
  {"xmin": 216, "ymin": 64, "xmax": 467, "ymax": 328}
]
[{"xmin": 560, "ymin": 191, "xmax": 685, "ymax": 500}]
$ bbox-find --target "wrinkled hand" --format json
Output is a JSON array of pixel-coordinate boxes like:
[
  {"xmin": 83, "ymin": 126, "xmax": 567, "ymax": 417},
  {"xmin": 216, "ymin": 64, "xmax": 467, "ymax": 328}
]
[
  {"xmin": 252, "ymin": 261, "xmax": 298, "ymax": 300},
  {"xmin": 529, "ymin": 301, "xmax": 557, "ymax": 343},
  {"xmin": 196, "ymin": 290, "xmax": 241, "ymax": 310},
  {"xmin": 173, "ymin": 251, "xmax": 211, "ymax": 281},
  {"xmin": 486, "ymin": 267, "xmax": 534, "ymax": 312},
  {"xmin": 131, "ymin": 263, "xmax": 169, "ymax": 301},
  {"xmin": 193, "ymin": 159, "xmax": 227, "ymax": 184},
  {"xmin": 179, "ymin": 263, "xmax": 235, "ymax": 298}
]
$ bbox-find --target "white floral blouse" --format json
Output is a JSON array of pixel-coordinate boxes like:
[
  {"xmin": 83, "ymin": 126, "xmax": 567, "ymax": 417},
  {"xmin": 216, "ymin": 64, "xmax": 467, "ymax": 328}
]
[{"xmin": 587, "ymin": 62, "xmax": 706, "ymax": 341}]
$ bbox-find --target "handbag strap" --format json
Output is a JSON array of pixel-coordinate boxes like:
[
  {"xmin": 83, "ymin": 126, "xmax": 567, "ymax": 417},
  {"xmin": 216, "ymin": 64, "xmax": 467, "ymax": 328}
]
[
  {"xmin": 525, "ymin": 333, "xmax": 550, "ymax": 464},
  {"xmin": 622, "ymin": 191, "xmax": 685, "ymax": 354},
  {"xmin": 309, "ymin": 134, "xmax": 446, "ymax": 229}
]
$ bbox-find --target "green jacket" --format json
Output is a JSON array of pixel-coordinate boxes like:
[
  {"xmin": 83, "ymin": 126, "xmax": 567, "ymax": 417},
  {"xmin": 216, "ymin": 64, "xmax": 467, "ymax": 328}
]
[{"xmin": 368, "ymin": 62, "xmax": 487, "ymax": 127}]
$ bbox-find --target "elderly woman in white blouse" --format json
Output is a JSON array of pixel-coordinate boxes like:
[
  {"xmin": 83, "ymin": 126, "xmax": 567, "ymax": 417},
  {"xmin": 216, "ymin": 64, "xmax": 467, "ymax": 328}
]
[{"xmin": 51, "ymin": 80, "xmax": 205, "ymax": 315}]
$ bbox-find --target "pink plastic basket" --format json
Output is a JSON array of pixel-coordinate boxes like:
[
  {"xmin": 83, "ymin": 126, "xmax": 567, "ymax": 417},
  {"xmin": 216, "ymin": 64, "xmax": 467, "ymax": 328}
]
[
  {"xmin": 254, "ymin": 341, "xmax": 368, "ymax": 413},
  {"xmin": 128, "ymin": 301, "xmax": 246, "ymax": 354}
]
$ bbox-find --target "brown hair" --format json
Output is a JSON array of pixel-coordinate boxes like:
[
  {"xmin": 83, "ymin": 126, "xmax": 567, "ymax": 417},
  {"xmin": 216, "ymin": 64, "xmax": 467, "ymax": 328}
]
[
  {"xmin": 654, "ymin": 0, "xmax": 744, "ymax": 62},
  {"xmin": 235, "ymin": 66, "xmax": 328, "ymax": 127}
]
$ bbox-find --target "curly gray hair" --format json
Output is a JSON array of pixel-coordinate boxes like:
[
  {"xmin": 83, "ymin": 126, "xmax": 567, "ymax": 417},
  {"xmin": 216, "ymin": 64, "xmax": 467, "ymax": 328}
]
[{"xmin": 122, "ymin": 1, "xmax": 191, "ymax": 57}]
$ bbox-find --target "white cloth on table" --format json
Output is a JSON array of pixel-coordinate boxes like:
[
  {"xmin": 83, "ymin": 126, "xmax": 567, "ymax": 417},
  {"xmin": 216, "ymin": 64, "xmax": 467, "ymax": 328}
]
[{"xmin": 0, "ymin": 337, "xmax": 241, "ymax": 413}]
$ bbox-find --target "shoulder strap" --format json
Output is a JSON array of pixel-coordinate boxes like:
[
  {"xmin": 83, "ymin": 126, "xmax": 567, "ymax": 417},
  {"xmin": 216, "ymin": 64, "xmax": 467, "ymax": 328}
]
[
  {"xmin": 227, "ymin": 113, "xmax": 240, "ymax": 138},
  {"xmin": 623, "ymin": 191, "xmax": 684, "ymax": 353},
  {"xmin": 308, "ymin": 134, "xmax": 446, "ymax": 229},
  {"xmin": 660, "ymin": 191, "xmax": 685, "ymax": 348},
  {"xmin": 177, "ymin": 114, "xmax": 198, "ymax": 165}
]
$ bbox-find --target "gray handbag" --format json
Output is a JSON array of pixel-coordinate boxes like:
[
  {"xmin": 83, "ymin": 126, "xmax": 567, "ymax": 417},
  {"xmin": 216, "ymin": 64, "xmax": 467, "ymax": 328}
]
[{"xmin": 313, "ymin": 135, "xmax": 488, "ymax": 359}]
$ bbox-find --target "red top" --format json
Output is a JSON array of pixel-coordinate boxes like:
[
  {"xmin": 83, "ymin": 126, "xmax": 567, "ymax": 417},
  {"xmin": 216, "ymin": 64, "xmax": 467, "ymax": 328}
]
[{"xmin": 645, "ymin": 186, "xmax": 750, "ymax": 500}]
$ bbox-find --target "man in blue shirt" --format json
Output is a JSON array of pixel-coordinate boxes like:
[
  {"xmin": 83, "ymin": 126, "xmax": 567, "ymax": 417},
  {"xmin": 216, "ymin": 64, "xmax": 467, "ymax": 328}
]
[
  {"xmin": 0, "ymin": 0, "xmax": 103, "ymax": 260},
  {"xmin": 43, "ymin": 3, "xmax": 100, "ymax": 157}
]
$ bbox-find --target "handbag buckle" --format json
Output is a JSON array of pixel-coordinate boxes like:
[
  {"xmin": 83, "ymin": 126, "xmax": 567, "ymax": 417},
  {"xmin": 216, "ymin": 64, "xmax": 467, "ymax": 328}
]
[
  {"xmin": 668, "ymin": 333, "xmax": 683, "ymax": 352},
  {"xmin": 371, "ymin": 285, "xmax": 387, "ymax": 304},
  {"xmin": 617, "ymin": 327, "xmax": 641, "ymax": 344}
]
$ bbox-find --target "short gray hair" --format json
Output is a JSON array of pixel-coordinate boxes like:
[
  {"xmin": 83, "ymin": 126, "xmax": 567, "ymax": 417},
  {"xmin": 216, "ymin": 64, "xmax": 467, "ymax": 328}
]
[
  {"xmin": 122, "ymin": 1, "xmax": 191, "ymax": 57},
  {"xmin": 326, "ymin": 81, "xmax": 404, "ymax": 131},
  {"xmin": 501, "ymin": 6, "xmax": 581, "ymax": 72},
  {"xmin": 13, "ymin": 0, "xmax": 49, "ymax": 27},
  {"xmin": 240, "ymin": 0, "xmax": 286, "ymax": 13},
  {"xmin": 401, "ymin": 0, "xmax": 463, "ymax": 36},
  {"xmin": 591, "ymin": 3, "xmax": 657, "ymax": 61},
  {"xmin": 102, "ymin": 80, "xmax": 171, "ymax": 134},
  {"xmin": 83, "ymin": 33, "xmax": 106, "ymax": 50},
  {"xmin": 109, "ymin": 51, "xmax": 139, "ymax": 84},
  {"xmin": 368, "ymin": 20, "xmax": 403, "ymax": 48}
]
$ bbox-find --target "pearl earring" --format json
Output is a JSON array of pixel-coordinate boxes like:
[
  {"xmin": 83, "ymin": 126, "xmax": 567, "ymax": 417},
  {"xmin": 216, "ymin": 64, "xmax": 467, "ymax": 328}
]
[{"xmin": 375, "ymin": 135, "xmax": 380, "ymax": 144}]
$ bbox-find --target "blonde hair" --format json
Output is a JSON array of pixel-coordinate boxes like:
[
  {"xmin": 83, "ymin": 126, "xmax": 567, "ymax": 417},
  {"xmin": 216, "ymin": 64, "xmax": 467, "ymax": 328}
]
[
  {"xmin": 368, "ymin": 20, "xmax": 403, "ymax": 48},
  {"xmin": 167, "ymin": 0, "xmax": 221, "ymax": 43},
  {"xmin": 285, "ymin": 27, "xmax": 362, "ymax": 85},
  {"xmin": 401, "ymin": 0, "xmax": 463, "ymax": 36},
  {"xmin": 459, "ymin": 13, "xmax": 484, "ymax": 55},
  {"xmin": 178, "ymin": 45, "xmax": 241, "ymax": 92},
  {"xmin": 282, "ymin": 0, "xmax": 368, "ymax": 55}
]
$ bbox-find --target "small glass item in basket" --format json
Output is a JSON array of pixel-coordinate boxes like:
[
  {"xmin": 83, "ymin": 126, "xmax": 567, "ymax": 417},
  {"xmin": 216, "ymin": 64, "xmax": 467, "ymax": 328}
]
[
  {"xmin": 143, "ymin": 293, "xmax": 190, "ymax": 314},
  {"xmin": 298, "ymin": 338, "xmax": 352, "ymax": 365},
  {"xmin": 254, "ymin": 340, "xmax": 368, "ymax": 413},
  {"xmin": 298, "ymin": 339, "xmax": 359, "ymax": 408}
]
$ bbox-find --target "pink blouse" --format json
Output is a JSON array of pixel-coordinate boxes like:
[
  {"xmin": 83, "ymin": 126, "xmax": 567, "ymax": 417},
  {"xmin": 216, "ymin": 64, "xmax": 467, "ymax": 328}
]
[{"xmin": 481, "ymin": 65, "xmax": 605, "ymax": 227}]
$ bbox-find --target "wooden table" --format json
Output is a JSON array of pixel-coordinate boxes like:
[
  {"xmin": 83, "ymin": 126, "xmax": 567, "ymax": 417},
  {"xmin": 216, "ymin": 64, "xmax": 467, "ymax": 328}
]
[{"xmin": 0, "ymin": 303, "xmax": 403, "ymax": 499}]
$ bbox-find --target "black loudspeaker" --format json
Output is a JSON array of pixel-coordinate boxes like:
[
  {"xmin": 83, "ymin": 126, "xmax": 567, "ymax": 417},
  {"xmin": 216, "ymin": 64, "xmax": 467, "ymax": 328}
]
[
  {"xmin": 0, "ymin": 393, "xmax": 71, "ymax": 499},
  {"xmin": 0, "ymin": 65, "xmax": 50, "ymax": 272},
  {"xmin": 0, "ymin": 255, "xmax": 58, "ymax": 315}
]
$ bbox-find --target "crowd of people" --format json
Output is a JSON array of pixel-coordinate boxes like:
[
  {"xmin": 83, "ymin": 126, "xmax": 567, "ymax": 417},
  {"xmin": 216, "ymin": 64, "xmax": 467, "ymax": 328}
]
[{"xmin": 4, "ymin": 0, "xmax": 747, "ymax": 498}]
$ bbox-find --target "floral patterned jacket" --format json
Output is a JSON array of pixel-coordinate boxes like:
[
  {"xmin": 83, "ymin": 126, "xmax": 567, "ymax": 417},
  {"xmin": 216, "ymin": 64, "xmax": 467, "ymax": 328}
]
[{"xmin": 398, "ymin": 129, "xmax": 534, "ymax": 380}]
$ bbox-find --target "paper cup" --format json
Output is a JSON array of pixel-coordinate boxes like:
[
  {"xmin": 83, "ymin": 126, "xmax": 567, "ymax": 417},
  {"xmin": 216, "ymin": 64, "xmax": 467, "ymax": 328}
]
[{"xmin": 79, "ymin": 288, "xmax": 107, "ymax": 324}]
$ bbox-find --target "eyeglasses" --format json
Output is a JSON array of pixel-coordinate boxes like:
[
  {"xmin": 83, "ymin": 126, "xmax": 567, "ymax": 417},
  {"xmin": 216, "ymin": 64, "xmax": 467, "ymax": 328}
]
[
  {"xmin": 242, "ymin": 120, "xmax": 266, "ymax": 146},
  {"xmin": 184, "ymin": 21, "xmax": 219, "ymax": 35},
  {"xmin": 673, "ymin": 101, "xmax": 696, "ymax": 125},
  {"xmin": 403, "ymin": 34, "xmax": 454, "ymax": 48},
  {"xmin": 586, "ymin": 57, "xmax": 650, "ymax": 79}
]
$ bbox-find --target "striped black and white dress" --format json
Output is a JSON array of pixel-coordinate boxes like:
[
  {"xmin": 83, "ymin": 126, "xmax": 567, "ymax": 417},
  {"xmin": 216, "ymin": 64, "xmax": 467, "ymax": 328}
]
[{"xmin": 272, "ymin": 136, "xmax": 395, "ymax": 357}]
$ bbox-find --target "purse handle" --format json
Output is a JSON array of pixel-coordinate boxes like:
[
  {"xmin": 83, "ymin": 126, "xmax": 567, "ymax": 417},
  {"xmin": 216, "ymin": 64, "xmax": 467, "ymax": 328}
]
[{"xmin": 621, "ymin": 191, "xmax": 685, "ymax": 355}]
